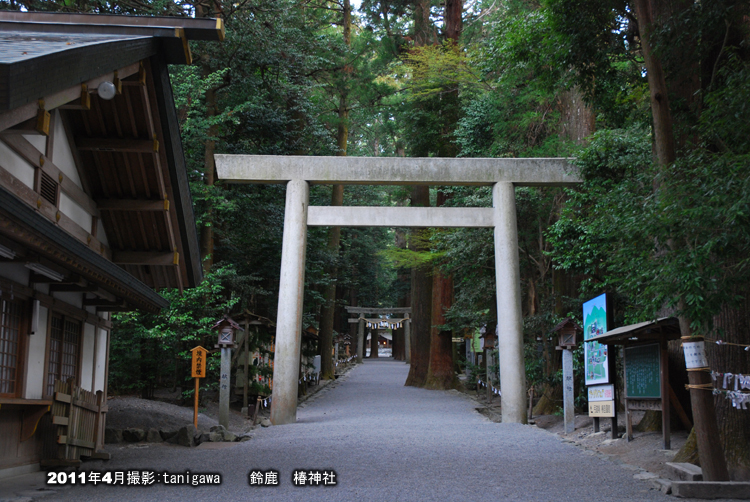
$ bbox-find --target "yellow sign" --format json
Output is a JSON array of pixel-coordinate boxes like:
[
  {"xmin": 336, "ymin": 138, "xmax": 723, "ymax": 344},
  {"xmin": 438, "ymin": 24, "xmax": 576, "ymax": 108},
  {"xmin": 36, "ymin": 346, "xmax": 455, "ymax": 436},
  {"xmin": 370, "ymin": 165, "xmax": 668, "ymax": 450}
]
[
  {"xmin": 588, "ymin": 400, "xmax": 615, "ymax": 417},
  {"xmin": 191, "ymin": 346, "xmax": 208, "ymax": 378}
]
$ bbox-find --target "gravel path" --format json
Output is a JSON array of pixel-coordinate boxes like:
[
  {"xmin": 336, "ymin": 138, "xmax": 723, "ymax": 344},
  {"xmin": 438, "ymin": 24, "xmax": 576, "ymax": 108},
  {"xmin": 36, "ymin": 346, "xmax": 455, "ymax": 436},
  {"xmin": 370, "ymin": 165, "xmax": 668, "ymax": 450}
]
[{"xmin": 47, "ymin": 358, "xmax": 688, "ymax": 501}]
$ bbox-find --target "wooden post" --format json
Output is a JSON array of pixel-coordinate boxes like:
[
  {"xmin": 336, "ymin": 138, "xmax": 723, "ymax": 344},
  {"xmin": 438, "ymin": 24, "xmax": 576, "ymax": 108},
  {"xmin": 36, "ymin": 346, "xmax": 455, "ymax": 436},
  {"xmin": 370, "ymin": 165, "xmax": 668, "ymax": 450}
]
[
  {"xmin": 660, "ymin": 339, "xmax": 671, "ymax": 449},
  {"xmin": 219, "ymin": 346, "xmax": 231, "ymax": 428},
  {"xmin": 682, "ymin": 335, "xmax": 729, "ymax": 481},
  {"xmin": 194, "ymin": 377, "xmax": 199, "ymax": 428},
  {"xmin": 562, "ymin": 348, "xmax": 575, "ymax": 434},
  {"xmin": 486, "ymin": 348, "xmax": 492, "ymax": 402},
  {"xmin": 190, "ymin": 346, "xmax": 207, "ymax": 429}
]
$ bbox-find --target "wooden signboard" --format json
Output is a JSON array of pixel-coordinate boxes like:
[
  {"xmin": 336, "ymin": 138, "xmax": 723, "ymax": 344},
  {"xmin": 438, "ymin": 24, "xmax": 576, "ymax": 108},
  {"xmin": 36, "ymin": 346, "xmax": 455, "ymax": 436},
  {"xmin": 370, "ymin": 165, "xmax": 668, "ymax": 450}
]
[
  {"xmin": 190, "ymin": 346, "xmax": 208, "ymax": 428},
  {"xmin": 588, "ymin": 400, "xmax": 615, "ymax": 417},
  {"xmin": 624, "ymin": 343, "xmax": 661, "ymax": 398},
  {"xmin": 191, "ymin": 346, "xmax": 208, "ymax": 378}
]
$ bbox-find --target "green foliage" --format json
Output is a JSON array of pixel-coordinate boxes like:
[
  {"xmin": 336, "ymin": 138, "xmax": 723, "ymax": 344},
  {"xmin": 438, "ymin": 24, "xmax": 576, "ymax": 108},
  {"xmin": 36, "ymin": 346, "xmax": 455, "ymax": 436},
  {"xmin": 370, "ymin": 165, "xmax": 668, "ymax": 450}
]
[
  {"xmin": 108, "ymin": 266, "xmax": 239, "ymax": 397},
  {"xmin": 548, "ymin": 123, "xmax": 750, "ymax": 332}
]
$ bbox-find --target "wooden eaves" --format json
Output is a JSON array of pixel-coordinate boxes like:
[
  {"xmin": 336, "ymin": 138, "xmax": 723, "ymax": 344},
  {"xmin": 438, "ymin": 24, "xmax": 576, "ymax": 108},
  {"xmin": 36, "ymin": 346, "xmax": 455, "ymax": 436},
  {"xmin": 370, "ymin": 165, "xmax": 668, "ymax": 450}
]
[
  {"xmin": 586, "ymin": 317, "xmax": 682, "ymax": 346},
  {"xmin": 0, "ymin": 12, "xmax": 219, "ymax": 309}
]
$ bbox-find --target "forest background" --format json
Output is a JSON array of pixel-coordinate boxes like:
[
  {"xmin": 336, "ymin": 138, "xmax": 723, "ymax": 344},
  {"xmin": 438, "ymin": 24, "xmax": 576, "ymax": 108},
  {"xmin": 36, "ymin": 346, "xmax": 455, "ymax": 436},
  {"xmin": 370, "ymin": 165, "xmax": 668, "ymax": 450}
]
[{"xmin": 3, "ymin": 0, "xmax": 748, "ymax": 478}]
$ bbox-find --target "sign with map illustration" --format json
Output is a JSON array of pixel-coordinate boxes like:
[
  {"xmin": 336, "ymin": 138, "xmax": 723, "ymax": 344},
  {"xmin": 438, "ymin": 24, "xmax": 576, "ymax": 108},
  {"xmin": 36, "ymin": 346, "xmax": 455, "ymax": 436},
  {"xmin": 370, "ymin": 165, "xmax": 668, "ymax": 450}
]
[{"xmin": 583, "ymin": 294, "xmax": 610, "ymax": 385}]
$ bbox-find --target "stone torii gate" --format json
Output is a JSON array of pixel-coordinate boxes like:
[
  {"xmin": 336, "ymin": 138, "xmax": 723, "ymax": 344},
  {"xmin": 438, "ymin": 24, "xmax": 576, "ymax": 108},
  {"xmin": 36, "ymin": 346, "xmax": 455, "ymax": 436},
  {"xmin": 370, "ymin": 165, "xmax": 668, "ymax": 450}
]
[
  {"xmin": 345, "ymin": 306, "xmax": 412, "ymax": 363},
  {"xmin": 216, "ymin": 155, "xmax": 580, "ymax": 425}
]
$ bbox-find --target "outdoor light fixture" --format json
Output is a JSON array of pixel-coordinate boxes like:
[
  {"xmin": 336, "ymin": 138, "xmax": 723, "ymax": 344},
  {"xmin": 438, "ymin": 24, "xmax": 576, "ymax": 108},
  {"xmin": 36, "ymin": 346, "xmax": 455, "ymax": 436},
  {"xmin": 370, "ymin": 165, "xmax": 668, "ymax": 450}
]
[
  {"xmin": 25, "ymin": 262, "xmax": 64, "ymax": 281},
  {"xmin": 97, "ymin": 81, "xmax": 117, "ymax": 100},
  {"xmin": 0, "ymin": 243, "xmax": 16, "ymax": 259}
]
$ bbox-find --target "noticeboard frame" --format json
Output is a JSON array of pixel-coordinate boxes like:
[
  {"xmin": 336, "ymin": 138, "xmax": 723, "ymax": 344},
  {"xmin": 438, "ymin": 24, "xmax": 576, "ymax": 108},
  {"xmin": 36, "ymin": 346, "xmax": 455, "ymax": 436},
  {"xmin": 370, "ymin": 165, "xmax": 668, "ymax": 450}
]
[{"xmin": 624, "ymin": 343, "xmax": 662, "ymax": 399}]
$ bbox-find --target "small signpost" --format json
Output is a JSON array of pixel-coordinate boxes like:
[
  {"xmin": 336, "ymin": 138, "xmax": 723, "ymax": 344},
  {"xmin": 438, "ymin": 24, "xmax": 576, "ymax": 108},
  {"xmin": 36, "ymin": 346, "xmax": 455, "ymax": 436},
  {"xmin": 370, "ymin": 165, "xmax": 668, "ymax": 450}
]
[
  {"xmin": 588, "ymin": 384, "xmax": 615, "ymax": 417},
  {"xmin": 553, "ymin": 319, "xmax": 581, "ymax": 434},
  {"xmin": 214, "ymin": 316, "xmax": 242, "ymax": 429},
  {"xmin": 190, "ymin": 345, "xmax": 208, "ymax": 428}
]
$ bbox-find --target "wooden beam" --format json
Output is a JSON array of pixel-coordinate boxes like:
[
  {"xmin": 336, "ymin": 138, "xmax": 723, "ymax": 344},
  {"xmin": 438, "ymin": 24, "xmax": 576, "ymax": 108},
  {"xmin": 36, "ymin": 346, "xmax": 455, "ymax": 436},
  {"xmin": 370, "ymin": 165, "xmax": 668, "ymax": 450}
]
[
  {"xmin": 96, "ymin": 199, "xmax": 169, "ymax": 212},
  {"xmin": 1, "ymin": 112, "xmax": 49, "ymax": 136},
  {"xmin": 0, "ymin": 163, "xmax": 109, "ymax": 257},
  {"xmin": 0, "ymin": 63, "xmax": 140, "ymax": 132},
  {"xmin": 345, "ymin": 307, "xmax": 412, "ymax": 314},
  {"xmin": 48, "ymin": 284, "xmax": 98, "ymax": 293},
  {"xmin": 75, "ymin": 137, "xmax": 158, "ymax": 153},
  {"xmin": 96, "ymin": 306, "xmax": 133, "ymax": 313},
  {"xmin": 82, "ymin": 299, "xmax": 124, "ymax": 307},
  {"xmin": 57, "ymin": 85, "xmax": 91, "ymax": 111},
  {"xmin": 1, "ymin": 135, "xmax": 98, "ymax": 215},
  {"xmin": 112, "ymin": 251, "xmax": 179, "ymax": 266}
]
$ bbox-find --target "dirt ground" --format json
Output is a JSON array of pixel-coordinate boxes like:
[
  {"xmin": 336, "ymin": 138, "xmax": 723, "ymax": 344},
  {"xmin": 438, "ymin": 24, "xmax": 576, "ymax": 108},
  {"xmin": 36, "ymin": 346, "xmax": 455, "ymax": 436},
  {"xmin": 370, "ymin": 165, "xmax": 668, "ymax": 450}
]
[
  {"xmin": 106, "ymin": 394, "xmax": 257, "ymax": 433},
  {"xmin": 471, "ymin": 388, "xmax": 688, "ymax": 480},
  {"xmin": 105, "ymin": 372, "xmax": 340, "ymax": 435}
]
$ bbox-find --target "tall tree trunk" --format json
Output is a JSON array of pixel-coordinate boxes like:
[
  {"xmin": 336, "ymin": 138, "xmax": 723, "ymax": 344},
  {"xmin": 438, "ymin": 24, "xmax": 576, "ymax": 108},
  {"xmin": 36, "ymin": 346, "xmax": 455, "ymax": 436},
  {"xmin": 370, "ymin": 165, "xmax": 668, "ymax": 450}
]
[
  {"xmin": 413, "ymin": 0, "xmax": 434, "ymax": 46},
  {"xmin": 424, "ymin": 270, "xmax": 455, "ymax": 389},
  {"xmin": 425, "ymin": 195, "xmax": 457, "ymax": 388},
  {"xmin": 318, "ymin": 183, "xmax": 343, "ymax": 379},
  {"xmin": 195, "ymin": 2, "xmax": 224, "ymax": 273},
  {"xmin": 405, "ymin": 0, "xmax": 435, "ymax": 386},
  {"xmin": 708, "ymin": 297, "xmax": 750, "ymax": 479},
  {"xmin": 396, "ymin": 227, "xmax": 410, "ymax": 362},
  {"xmin": 318, "ymin": 0, "xmax": 351, "ymax": 379},
  {"xmin": 405, "ymin": 186, "xmax": 432, "ymax": 387},
  {"xmin": 199, "ymin": 79, "xmax": 218, "ymax": 273},
  {"xmin": 422, "ymin": 1, "xmax": 463, "ymax": 389},
  {"xmin": 632, "ymin": 0, "xmax": 676, "ymax": 167},
  {"xmin": 444, "ymin": 0, "xmax": 463, "ymax": 41}
]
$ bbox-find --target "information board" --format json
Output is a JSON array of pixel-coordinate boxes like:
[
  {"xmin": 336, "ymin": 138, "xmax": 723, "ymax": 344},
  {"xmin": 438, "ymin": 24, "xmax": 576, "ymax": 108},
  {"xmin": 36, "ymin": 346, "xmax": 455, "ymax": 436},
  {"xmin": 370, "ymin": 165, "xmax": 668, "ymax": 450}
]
[
  {"xmin": 583, "ymin": 293, "xmax": 609, "ymax": 385},
  {"xmin": 588, "ymin": 400, "xmax": 615, "ymax": 417},
  {"xmin": 625, "ymin": 343, "xmax": 661, "ymax": 398},
  {"xmin": 588, "ymin": 384, "xmax": 614, "ymax": 402}
]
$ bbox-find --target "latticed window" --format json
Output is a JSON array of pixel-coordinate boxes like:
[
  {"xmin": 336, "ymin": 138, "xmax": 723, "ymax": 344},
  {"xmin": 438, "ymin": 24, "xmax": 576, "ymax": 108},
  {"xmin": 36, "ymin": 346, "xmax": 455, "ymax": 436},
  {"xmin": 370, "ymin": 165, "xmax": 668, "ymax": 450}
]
[
  {"xmin": 46, "ymin": 314, "xmax": 81, "ymax": 396},
  {"xmin": 0, "ymin": 298, "xmax": 23, "ymax": 397}
]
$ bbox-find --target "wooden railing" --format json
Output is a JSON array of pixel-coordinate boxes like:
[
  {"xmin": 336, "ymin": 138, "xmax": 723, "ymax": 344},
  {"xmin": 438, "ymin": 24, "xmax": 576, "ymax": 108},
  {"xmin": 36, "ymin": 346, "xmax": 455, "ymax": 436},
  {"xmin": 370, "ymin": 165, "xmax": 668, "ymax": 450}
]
[{"xmin": 42, "ymin": 380, "xmax": 109, "ymax": 467}]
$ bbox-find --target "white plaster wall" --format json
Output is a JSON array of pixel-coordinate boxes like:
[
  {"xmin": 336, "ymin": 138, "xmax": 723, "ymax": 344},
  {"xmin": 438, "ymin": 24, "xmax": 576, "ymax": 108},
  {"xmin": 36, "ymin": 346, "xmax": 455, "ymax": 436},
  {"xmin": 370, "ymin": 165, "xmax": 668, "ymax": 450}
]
[
  {"xmin": 33, "ymin": 282, "xmax": 49, "ymax": 295},
  {"xmin": 80, "ymin": 323, "xmax": 95, "ymax": 391},
  {"xmin": 0, "ymin": 140, "xmax": 35, "ymax": 189},
  {"xmin": 22, "ymin": 134, "xmax": 46, "ymax": 156},
  {"xmin": 51, "ymin": 112, "xmax": 83, "ymax": 188},
  {"xmin": 0, "ymin": 263, "xmax": 30, "ymax": 286},
  {"xmin": 96, "ymin": 219, "xmax": 109, "ymax": 246},
  {"xmin": 94, "ymin": 328, "xmax": 108, "ymax": 393},
  {"xmin": 51, "ymin": 292, "xmax": 82, "ymax": 309},
  {"xmin": 59, "ymin": 192, "xmax": 92, "ymax": 231},
  {"xmin": 24, "ymin": 305, "xmax": 48, "ymax": 399}
]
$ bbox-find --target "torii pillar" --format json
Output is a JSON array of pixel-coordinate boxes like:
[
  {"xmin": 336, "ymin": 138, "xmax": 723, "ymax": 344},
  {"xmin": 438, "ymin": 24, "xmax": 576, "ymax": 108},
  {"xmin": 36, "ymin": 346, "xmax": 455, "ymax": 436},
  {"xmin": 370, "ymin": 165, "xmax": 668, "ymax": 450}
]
[
  {"xmin": 269, "ymin": 179, "xmax": 309, "ymax": 426},
  {"xmin": 493, "ymin": 182, "xmax": 526, "ymax": 423}
]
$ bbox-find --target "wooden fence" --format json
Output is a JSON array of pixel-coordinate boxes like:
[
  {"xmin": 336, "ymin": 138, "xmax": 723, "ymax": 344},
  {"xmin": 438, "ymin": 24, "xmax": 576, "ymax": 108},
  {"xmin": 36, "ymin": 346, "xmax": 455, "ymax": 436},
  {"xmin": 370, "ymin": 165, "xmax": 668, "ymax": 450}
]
[{"xmin": 42, "ymin": 380, "xmax": 108, "ymax": 467}]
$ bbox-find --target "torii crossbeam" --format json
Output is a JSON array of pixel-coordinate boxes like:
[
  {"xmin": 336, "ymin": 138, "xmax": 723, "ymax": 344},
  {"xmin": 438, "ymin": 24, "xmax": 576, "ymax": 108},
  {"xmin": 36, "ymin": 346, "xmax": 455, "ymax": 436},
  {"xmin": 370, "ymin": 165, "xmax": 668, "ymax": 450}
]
[{"xmin": 216, "ymin": 154, "xmax": 580, "ymax": 425}]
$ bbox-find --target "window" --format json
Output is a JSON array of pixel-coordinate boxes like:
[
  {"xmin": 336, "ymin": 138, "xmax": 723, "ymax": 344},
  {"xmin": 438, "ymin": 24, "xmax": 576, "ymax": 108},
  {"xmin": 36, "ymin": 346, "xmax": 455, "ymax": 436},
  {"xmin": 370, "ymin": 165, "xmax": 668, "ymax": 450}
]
[
  {"xmin": 0, "ymin": 298, "xmax": 24, "ymax": 397},
  {"xmin": 46, "ymin": 313, "xmax": 81, "ymax": 396}
]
